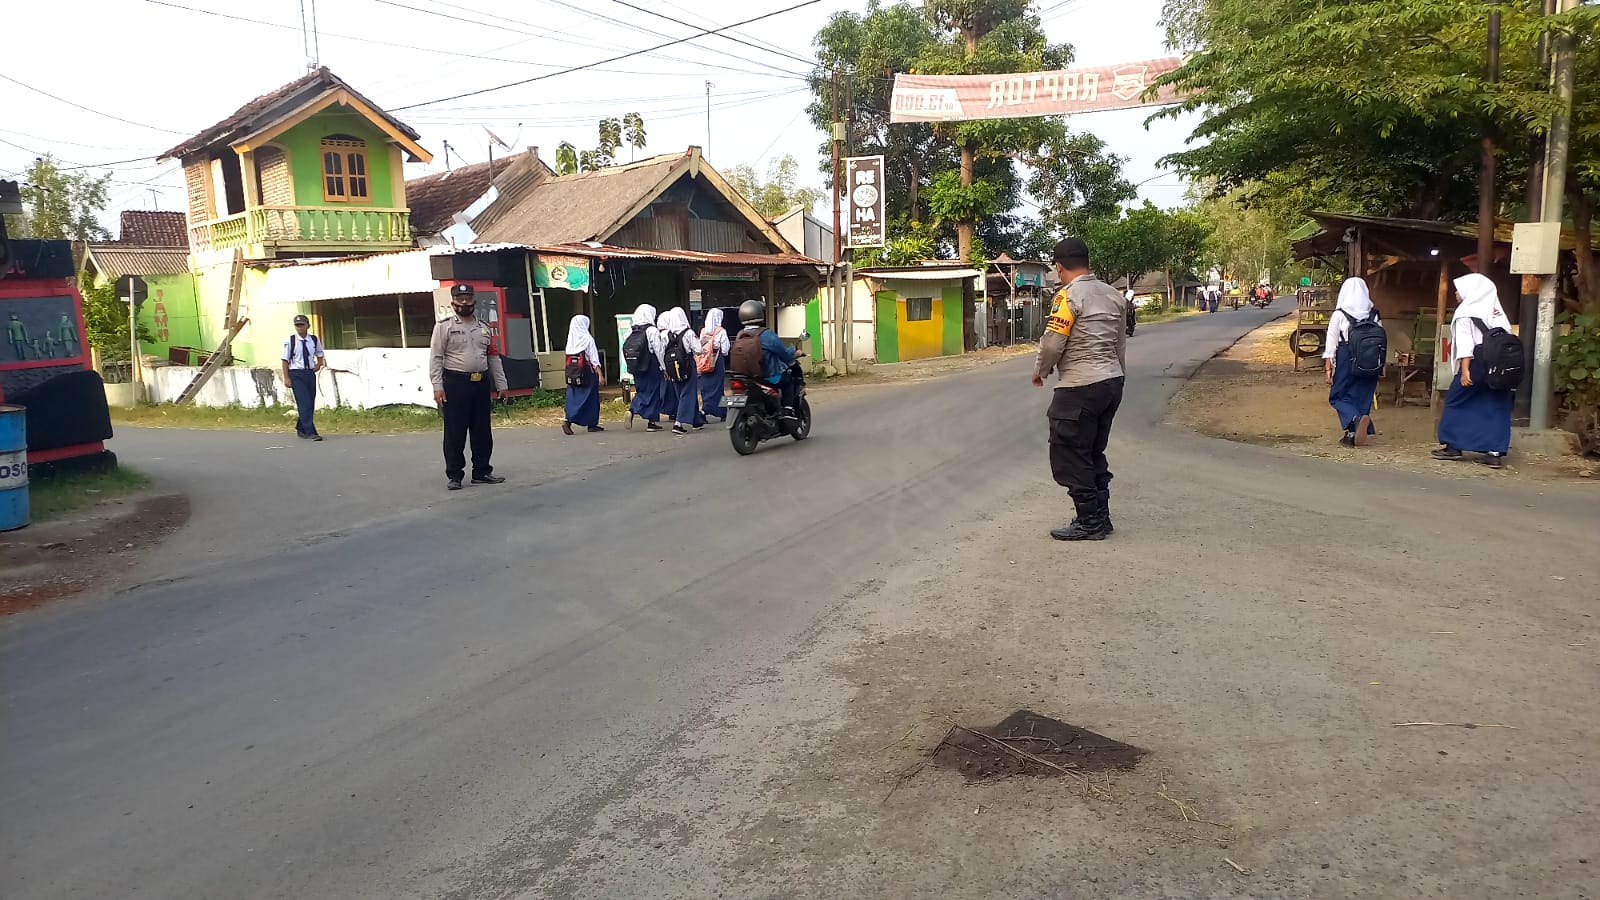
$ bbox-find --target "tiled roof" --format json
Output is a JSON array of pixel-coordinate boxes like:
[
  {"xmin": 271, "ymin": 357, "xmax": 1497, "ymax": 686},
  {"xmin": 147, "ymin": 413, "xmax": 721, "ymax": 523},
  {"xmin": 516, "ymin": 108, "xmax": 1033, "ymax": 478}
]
[
  {"xmin": 84, "ymin": 245, "xmax": 192, "ymax": 278},
  {"xmin": 118, "ymin": 210, "xmax": 188, "ymax": 248},
  {"xmin": 406, "ymin": 150, "xmax": 552, "ymax": 236},
  {"xmin": 473, "ymin": 152, "xmax": 690, "ymax": 246},
  {"xmin": 159, "ymin": 67, "xmax": 423, "ymax": 161}
]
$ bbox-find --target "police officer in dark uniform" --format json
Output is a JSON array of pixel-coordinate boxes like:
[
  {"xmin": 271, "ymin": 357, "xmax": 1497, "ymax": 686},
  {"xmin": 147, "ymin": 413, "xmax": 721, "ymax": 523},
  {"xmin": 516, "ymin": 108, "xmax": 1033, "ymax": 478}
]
[{"xmin": 429, "ymin": 284, "xmax": 508, "ymax": 491}]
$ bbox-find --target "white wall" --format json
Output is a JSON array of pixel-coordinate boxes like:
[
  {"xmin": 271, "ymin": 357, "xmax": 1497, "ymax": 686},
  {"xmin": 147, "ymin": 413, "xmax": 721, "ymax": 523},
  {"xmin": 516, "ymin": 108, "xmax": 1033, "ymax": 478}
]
[{"xmin": 142, "ymin": 348, "xmax": 436, "ymax": 409}]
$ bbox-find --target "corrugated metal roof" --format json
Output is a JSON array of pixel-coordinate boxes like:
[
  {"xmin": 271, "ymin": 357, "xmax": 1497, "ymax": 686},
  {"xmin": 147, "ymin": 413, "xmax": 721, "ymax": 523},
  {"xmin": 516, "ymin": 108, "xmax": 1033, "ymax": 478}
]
[
  {"xmin": 858, "ymin": 267, "xmax": 981, "ymax": 281},
  {"xmin": 85, "ymin": 245, "xmax": 191, "ymax": 278},
  {"xmin": 530, "ymin": 242, "xmax": 822, "ymax": 267}
]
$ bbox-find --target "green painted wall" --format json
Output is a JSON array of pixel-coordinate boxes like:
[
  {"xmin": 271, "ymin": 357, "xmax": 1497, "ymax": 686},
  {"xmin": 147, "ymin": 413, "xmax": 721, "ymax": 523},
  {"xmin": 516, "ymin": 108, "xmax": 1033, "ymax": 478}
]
[
  {"xmin": 274, "ymin": 108, "xmax": 397, "ymax": 207},
  {"xmin": 874, "ymin": 291, "xmax": 899, "ymax": 363},
  {"xmin": 941, "ymin": 284, "xmax": 964, "ymax": 356},
  {"xmin": 137, "ymin": 273, "xmax": 201, "ymax": 359},
  {"xmin": 805, "ymin": 296, "xmax": 821, "ymax": 363}
]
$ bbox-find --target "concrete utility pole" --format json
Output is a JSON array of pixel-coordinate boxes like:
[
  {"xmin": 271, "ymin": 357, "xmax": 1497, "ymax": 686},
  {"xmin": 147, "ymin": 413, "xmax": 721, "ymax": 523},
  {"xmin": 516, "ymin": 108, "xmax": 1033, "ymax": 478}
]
[
  {"xmin": 1477, "ymin": 1, "xmax": 1501, "ymax": 276},
  {"xmin": 830, "ymin": 70, "xmax": 845, "ymax": 368},
  {"xmin": 1530, "ymin": 0, "xmax": 1578, "ymax": 431}
]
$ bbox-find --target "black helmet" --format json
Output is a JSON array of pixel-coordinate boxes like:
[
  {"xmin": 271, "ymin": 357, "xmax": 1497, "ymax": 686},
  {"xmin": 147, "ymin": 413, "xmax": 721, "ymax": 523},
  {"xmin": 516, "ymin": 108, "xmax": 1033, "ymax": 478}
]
[{"xmin": 738, "ymin": 299, "xmax": 766, "ymax": 325}]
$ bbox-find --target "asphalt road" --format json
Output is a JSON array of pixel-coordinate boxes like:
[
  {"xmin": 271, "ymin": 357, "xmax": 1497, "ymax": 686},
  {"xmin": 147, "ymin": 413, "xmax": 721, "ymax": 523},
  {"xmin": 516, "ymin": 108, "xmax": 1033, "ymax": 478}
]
[{"xmin": 3, "ymin": 305, "xmax": 1596, "ymax": 899}]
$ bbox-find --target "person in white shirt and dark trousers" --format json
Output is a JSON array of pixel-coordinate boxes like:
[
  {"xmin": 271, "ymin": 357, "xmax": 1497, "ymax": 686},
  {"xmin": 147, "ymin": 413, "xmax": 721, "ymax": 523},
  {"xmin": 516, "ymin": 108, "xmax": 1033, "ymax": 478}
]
[{"xmin": 282, "ymin": 314, "xmax": 325, "ymax": 441}]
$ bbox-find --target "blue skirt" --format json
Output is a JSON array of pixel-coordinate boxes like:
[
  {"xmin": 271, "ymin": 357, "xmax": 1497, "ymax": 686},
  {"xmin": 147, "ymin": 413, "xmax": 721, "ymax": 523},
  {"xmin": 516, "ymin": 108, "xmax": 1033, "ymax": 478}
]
[
  {"xmin": 1328, "ymin": 345, "xmax": 1379, "ymax": 434},
  {"xmin": 661, "ymin": 378, "xmax": 679, "ymax": 421},
  {"xmin": 700, "ymin": 356, "xmax": 726, "ymax": 418},
  {"xmin": 1438, "ymin": 364, "xmax": 1513, "ymax": 454},
  {"xmin": 630, "ymin": 368, "xmax": 664, "ymax": 422},
  {"xmin": 565, "ymin": 375, "xmax": 601, "ymax": 428},
  {"xmin": 674, "ymin": 368, "xmax": 705, "ymax": 427}
]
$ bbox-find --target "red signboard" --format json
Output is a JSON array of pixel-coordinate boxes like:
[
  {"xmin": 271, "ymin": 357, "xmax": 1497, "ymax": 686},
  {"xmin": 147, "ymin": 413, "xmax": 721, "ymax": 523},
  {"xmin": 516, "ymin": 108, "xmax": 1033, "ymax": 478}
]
[{"xmin": 890, "ymin": 57, "xmax": 1186, "ymax": 124}]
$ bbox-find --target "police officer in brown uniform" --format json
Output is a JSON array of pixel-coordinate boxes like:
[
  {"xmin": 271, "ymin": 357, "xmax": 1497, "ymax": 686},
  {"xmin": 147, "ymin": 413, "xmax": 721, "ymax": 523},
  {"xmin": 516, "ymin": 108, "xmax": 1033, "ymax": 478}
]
[
  {"xmin": 429, "ymin": 284, "xmax": 508, "ymax": 491},
  {"xmin": 1032, "ymin": 238, "xmax": 1128, "ymax": 541}
]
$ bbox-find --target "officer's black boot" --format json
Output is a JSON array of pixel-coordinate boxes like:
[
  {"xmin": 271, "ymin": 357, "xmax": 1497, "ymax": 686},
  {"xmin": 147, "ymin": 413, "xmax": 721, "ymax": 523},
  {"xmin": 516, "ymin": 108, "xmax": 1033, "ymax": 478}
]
[
  {"xmin": 1051, "ymin": 497, "xmax": 1109, "ymax": 541},
  {"xmin": 1099, "ymin": 488, "xmax": 1114, "ymax": 535}
]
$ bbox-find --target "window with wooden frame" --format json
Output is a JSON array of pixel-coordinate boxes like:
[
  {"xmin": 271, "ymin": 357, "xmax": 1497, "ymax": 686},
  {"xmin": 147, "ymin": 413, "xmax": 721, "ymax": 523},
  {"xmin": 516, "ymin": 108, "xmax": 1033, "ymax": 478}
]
[
  {"xmin": 320, "ymin": 135, "xmax": 370, "ymax": 202},
  {"xmin": 905, "ymin": 296, "xmax": 933, "ymax": 322}
]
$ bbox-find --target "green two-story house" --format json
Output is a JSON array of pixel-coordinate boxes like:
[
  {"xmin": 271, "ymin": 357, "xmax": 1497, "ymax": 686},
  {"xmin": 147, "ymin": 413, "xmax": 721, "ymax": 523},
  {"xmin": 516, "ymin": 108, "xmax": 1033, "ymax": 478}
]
[{"xmin": 149, "ymin": 67, "xmax": 433, "ymax": 372}]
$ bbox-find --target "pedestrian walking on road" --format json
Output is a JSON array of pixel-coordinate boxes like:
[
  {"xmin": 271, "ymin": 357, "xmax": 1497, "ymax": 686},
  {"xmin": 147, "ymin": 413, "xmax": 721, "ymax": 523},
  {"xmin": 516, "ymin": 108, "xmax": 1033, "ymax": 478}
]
[
  {"xmin": 1434, "ymin": 273, "xmax": 1515, "ymax": 469},
  {"xmin": 624, "ymin": 304, "xmax": 667, "ymax": 432},
  {"xmin": 281, "ymin": 314, "xmax": 326, "ymax": 441},
  {"xmin": 1033, "ymin": 237, "xmax": 1128, "ymax": 541},
  {"xmin": 1324, "ymin": 277, "xmax": 1382, "ymax": 447},
  {"xmin": 697, "ymin": 307, "xmax": 731, "ymax": 421},
  {"xmin": 561, "ymin": 314, "xmax": 605, "ymax": 435},
  {"xmin": 430, "ymin": 284, "xmax": 508, "ymax": 490},
  {"xmin": 659, "ymin": 306, "xmax": 706, "ymax": 434}
]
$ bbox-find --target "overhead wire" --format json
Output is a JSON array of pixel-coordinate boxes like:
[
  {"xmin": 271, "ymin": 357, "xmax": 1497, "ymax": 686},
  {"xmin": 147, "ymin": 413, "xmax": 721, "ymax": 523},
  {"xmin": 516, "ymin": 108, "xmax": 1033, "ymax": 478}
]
[
  {"xmin": 0, "ymin": 72, "xmax": 188, "ymax": 136},
  {"xmin": 392, "ymin": 0, "xmax": 823, "ymax": 111},
  {"xmin": 601, "ymin": 0, "xmax": 819, "ymax": 70}
]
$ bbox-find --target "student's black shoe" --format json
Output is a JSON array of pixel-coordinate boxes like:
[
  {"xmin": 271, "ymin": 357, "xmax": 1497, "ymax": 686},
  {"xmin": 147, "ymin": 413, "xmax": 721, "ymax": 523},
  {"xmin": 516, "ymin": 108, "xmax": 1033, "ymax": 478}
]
[
  {"xmin": 471, "ymin": 474, "xmax": 506, "ymax": 484},
  {"xmin": 562, "ymin": 421, "xmax": 574, "ymax": 435},
  {"xmin": 1341, "ymin": 432, "xmax": 1356, "ymax": 447},
  {"xmin": 692, "ymin": 423, "xmax": 704, "ymax": 431},
  {"xmin": 1480, "ymin": 452, "xmax": 1505, "ymax": 469},
  {"xmin": 672, "ymin": 425, "xmax": 688, "ymax": 435},
  {"xmin": 1431, "ymin": 446, "xmax": 1464, "ymax": 461},
  {"xmin": 588, "ymin": 425, "xmax": 605, "ymax": 432},
  {"xmin": 646, "ymin": 422, "xmax": 664, "ymax": 432},
  {"xmin": 447, "ymin": 479, "xmax": 463, "ymax": 491}
]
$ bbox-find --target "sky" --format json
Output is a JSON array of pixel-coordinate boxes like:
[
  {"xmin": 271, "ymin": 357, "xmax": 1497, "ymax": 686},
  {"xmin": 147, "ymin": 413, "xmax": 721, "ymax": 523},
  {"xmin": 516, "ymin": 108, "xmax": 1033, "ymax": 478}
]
[{"xmin": 0, "ymin": 0, "xmax": 1200, "ymax": 237}]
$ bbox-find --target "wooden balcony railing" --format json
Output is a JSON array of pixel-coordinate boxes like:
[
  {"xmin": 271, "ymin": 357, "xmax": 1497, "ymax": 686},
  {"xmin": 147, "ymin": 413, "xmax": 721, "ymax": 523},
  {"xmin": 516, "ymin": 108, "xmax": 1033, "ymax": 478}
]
[{"xmin": 189, "ymin": 206, "xmax": 411, "ymax": 254}]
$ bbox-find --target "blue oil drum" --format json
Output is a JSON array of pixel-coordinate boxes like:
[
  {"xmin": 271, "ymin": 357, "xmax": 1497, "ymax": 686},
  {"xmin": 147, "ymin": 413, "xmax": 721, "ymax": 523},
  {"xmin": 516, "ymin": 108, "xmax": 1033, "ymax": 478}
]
[{"xmin": 0, "ymin": 404, "xmax": 28, "ymax": 531}]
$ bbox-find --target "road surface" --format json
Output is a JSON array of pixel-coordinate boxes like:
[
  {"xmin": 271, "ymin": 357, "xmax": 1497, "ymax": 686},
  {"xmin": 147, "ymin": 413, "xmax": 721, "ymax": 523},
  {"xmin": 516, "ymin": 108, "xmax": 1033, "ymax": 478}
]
[{"xmin": 3, "ymin": 306, "xmax": 1596, "ymax": 899}]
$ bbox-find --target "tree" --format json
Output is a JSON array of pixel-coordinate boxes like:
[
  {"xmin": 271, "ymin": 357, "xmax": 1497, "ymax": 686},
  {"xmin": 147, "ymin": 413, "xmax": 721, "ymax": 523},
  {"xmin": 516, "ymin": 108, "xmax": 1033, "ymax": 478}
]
[
  {"xmin": 727, "ymin": 155, "xmax": 826, "ymax": 219},
  {"xmin": 1023, "ymin": 130, "xmax": 1137, "ymax": 247},
  {"xmin": 555, "ymin": 113, "xmax": 647, "ymax": 175},
  {"xmin": 78, "ymin": 272, "xmax": 151, "ymax": 362},
  {"xmin": 10, "ymin": 155, "xmax": 111, "ymax": 241}
]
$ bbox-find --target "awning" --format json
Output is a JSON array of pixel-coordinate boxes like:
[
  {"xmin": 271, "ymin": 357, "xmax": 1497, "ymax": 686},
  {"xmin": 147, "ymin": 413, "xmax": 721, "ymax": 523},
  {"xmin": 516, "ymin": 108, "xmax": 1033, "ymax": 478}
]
[
  {"xmin": 257, "ymin": 250, "xmax": 438, "ymax": 305},
  {"xmin": 859, "ymin": 267, "xmax": 982, "ymax": 281},
  {"xmin": 531, "ymin": 242, "xmax": 823, "ymax": 267}
]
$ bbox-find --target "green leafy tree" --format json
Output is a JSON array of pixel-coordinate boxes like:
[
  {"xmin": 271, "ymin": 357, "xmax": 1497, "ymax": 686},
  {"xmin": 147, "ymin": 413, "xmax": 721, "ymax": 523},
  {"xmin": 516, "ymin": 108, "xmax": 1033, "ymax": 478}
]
[
  {"xmin": 727, "ymin": 155, "xmax": 826, "ymax": 220},
  {"xmin": 1023, "ymin": 130, "xmax": 1137, "ymax": 251},
  {"xmin": 555, "ymin": 113, "xmax": 647, "ymax": 175},
  {"xmin": 10, "ymin": 155, "xmax": 111, "ymax": 240},
  {"xmin": 78, "ymin": 272, "xmax": 151, "ymax": 362}
]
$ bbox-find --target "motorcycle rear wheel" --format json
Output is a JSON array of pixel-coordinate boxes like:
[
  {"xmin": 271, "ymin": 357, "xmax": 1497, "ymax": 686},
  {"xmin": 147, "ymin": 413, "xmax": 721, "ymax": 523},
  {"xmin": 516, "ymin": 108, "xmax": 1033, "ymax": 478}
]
[{"xmin": 729, "ymin": 412, "xmax": 759, "ymax": 455}]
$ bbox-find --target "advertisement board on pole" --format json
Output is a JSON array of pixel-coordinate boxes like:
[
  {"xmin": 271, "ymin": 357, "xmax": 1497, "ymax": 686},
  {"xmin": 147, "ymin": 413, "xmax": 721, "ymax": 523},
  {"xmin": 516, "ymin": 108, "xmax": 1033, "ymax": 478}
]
[
  {"xmin": 845, "ymin": 155, "xmax": 886, "ymax": 249},
  {"xmin": 889, "ymin": 57, "xmax": 1185, "ymax": 124}
]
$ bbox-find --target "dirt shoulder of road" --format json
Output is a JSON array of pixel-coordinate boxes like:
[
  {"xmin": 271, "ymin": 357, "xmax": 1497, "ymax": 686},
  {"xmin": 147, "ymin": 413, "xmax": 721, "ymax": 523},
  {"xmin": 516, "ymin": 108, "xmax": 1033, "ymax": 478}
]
[
  {"xmin": 1, "ymin": 490, "xmax": 190, "ymax": 616},
  {"xmin": 1168, "ymin": 317, "xmax": 1599, "ymax": 482}
]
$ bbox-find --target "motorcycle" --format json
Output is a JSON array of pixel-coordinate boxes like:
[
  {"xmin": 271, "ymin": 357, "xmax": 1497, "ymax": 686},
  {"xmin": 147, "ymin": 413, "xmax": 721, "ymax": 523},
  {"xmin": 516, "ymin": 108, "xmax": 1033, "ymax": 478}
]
[{"xmin": 724, "ymin": 356, "xmax": 811, "ymax": 456}]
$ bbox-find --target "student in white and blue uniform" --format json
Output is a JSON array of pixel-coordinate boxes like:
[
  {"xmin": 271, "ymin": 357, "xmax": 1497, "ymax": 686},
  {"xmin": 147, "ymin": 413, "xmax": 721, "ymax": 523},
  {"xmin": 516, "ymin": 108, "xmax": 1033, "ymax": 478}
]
[
  {"xmin": 1323, "ymin": 277, "xmax": 1380, "ymax": 447},
  {"xmin": 1434, "ymin": 273, "xmax": 1515, "ymax": 468},
  {"xmin": 280, "ymin": 314, "xmax": 325, "ymax": 441},
  {"xmin": 561, "ymin": 314, "xmax": 604, "ymax": 435},
  {"xmin": 697, "ymin": 307, "xmax": 731, "ymax": 421}
]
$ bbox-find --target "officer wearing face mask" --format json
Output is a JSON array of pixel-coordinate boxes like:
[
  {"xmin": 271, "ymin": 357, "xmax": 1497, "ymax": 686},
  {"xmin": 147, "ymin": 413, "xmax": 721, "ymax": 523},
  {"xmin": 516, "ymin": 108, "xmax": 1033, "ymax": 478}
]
[{"xmin": 429, "ymin": 283, "xmax": 508, "ymax": 491}]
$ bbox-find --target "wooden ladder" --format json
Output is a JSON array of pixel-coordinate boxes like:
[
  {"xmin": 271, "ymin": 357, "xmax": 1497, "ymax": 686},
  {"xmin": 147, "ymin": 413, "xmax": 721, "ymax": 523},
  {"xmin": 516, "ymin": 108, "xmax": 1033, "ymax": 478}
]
[{"xmin": 175, "ymin": 317, "xmax": 249, "ymax": 405}]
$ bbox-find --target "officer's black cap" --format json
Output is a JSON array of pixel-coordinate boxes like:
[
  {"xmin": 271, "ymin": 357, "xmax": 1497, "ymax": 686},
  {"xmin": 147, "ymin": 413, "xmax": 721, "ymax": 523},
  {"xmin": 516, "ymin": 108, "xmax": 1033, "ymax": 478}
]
[
  {"xmin": 450, "ymin": 283, "xmax": 476, "ymax": 298},
  {"xmin": 1052, "ymin": 237, "xmax": 1090, "ymax": 268}
]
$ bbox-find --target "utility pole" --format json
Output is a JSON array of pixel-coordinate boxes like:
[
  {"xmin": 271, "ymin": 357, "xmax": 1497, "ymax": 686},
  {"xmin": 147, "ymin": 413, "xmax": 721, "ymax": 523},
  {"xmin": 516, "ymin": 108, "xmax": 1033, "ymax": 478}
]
[
  {"xmin": 830, "ymin": 69, "xmax": 844, "ymax": 368},
  {"xmin": 1477, "ymin": 1, "xmax": 1501, "ymax": 275},
  {"xmin": 704, "ymin": 81, "xmax": 713, "ymax": 157},
  {"xmin": 1530, "ymin": 0, "xmax": 1578, "ymax": 431},
  {"xmin": 843, "ymin": 69, "xmax": 855, "ymax": 370},
  {"xmin": 1517, "ymin": 0, "xmax": 1555, "ymax": 417}
]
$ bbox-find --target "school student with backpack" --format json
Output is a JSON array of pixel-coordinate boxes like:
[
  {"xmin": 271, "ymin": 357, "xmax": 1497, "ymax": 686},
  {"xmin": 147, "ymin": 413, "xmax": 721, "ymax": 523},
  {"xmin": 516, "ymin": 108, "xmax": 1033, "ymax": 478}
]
[
  {"xmin": 1323, "ymin": 277, "xmax": 1385, "ymax": 447},
  {"xmin": 561, "ymin": 314, "xmax": 605, "ymax": 436},
  {"xmin": 658, "ymin": 306, "xmax": 706, "ymax": 435},
  {"xmin": 696, "ymin": 308, "xmax": 731, "ymax": 421},
  {"xmin": 281, "ymin": 314, "xmax": 326, "ymax": 441},
  {"xmin": 623, "ymin": 304, "xmax": 667, "ymax": 432},
  {"xmin": 1435, "ymin": 273, "xmax": 1521, "ymax": 468}
]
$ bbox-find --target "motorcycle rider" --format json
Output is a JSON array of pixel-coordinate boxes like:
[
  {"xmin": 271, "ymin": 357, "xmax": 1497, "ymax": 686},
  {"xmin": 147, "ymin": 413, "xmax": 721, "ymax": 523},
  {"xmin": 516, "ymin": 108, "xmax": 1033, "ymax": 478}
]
[{"xmin": 732, "ymin": 299, "xmax": 798, "ymax": 415}]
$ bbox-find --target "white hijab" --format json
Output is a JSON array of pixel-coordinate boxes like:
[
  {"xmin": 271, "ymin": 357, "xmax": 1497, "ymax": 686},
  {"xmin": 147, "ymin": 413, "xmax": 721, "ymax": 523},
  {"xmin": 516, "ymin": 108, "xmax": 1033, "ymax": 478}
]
[
  {"xmin": 700, "ymin": 307, "xmax": 730, "ymax": 355},
  {"xmin": 1452, "ymin": 273, "xmax": 1509, "ymax": 327},
  {"xmin": 564, "ymin": 314, "xmax": 600, "ymax": 368},
  {"xmin": 659, "ymin": 307, "xmax": 700, "ymax": 353},
  {"xmin": 632, "ymin": 303, "xmax": 666, "ymax": 360},
  {"xmin": 1335, "ymin": 277, "xmax": 1376, "ymax": 320}
]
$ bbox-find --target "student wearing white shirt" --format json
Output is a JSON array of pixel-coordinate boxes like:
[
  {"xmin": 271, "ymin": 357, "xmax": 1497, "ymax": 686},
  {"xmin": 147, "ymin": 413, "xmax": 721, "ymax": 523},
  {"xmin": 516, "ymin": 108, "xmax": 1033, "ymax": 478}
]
[
  {"xmin": 281, "ymin": 314, "xmax": 326, "ymax": 441},
  {"xmin": 1433, "ymin": 273, "xmax": 1515, "ymax": 468}
]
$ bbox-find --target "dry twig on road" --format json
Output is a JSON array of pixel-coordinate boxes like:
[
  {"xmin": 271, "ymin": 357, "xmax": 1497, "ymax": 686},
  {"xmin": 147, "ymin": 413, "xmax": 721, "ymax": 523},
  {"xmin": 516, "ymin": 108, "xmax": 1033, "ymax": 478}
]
[{"xmin": 1391, "ymin": 722, "xmax": 1517, "ymax": 729}]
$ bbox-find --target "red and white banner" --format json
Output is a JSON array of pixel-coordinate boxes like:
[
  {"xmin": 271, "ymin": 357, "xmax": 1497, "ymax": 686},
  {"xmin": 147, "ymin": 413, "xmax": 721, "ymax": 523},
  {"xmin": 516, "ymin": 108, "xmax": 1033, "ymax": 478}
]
[{"xmin": 889, "ymin": 57, "xmax": 1185, "ymax": 123}]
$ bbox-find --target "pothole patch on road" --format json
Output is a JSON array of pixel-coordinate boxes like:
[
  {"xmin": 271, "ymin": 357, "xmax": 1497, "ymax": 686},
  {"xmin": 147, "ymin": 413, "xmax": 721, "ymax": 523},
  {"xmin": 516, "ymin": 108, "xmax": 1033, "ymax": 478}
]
[{"xmin": 930, "ymin": 709, "xmax": 1144, "ymax": 782}]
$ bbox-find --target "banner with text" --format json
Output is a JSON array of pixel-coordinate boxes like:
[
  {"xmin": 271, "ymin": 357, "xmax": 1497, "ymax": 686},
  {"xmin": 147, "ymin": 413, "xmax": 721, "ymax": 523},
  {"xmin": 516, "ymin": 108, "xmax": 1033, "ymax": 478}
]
[
  {"xmin": 889, "ymin": 57, "xmax": 1184, "ymax": 123},
  {"xmin": 845, "ymin": 155, "xmax": 886, "ymax": 249}
]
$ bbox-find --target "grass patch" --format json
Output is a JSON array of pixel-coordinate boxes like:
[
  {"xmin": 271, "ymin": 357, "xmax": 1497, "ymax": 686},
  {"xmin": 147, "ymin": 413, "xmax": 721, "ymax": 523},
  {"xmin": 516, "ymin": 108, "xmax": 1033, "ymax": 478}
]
[
  {"xmin": 1136, "ymin": 305, "xmax": 1204, "ymax": 326},
  {"xmin": 112, "ymin": 390, "xmax": 578, "ymax": 434},
  {"xmin": 29, "ymin": 466, "xmax": 151, "ymax": 521}
]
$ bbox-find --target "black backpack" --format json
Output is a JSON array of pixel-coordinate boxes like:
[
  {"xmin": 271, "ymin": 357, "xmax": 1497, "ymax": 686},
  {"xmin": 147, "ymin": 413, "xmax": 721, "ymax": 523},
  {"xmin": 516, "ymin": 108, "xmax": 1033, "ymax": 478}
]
[
  {"xmin": 662, "ymin": 330, "xmax": 692, "ymax": 383},
  {"xmin": 1342, "ymin": 309, "xmax": 1388, "ymax": 379},
  {"xmin": 1470, "ymin": 317, "xmax": 1525, "ymax": 391},
  {"xmin": 564, "ymin": 354, "xmax": 588, "ymax": 388},
  {"xmin": 621, "ymin": 323, "xmax": 656, "ymax": 376}
]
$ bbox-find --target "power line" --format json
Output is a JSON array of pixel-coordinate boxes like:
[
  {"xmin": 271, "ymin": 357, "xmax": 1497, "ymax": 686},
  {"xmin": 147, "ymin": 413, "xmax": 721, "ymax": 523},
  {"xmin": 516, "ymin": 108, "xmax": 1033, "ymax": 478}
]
[
  {"xmin": 393, "ymin": 0, "xmax": 823, "ymax": 111},
  {"xmin": 0, "ymin": 72, "xmax": 188, "ymax": 136},
  {"xmin": 656, "ymin": 0, "xmax": 805, "ymax": 63},
  {"xmin": 531, "ymin": 0, "xmax": 808, "ymax": 78},
  {"xmin": 602, "ymin": 0, "xmax": 818, "ymax": 70}
]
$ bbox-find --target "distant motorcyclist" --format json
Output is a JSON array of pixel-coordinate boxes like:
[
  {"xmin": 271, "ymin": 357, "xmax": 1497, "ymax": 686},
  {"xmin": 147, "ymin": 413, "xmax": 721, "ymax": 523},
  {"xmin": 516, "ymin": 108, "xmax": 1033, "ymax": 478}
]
[{"xmin": 728, "ymin": 299, "xmax": 798, "ymax": 415}]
